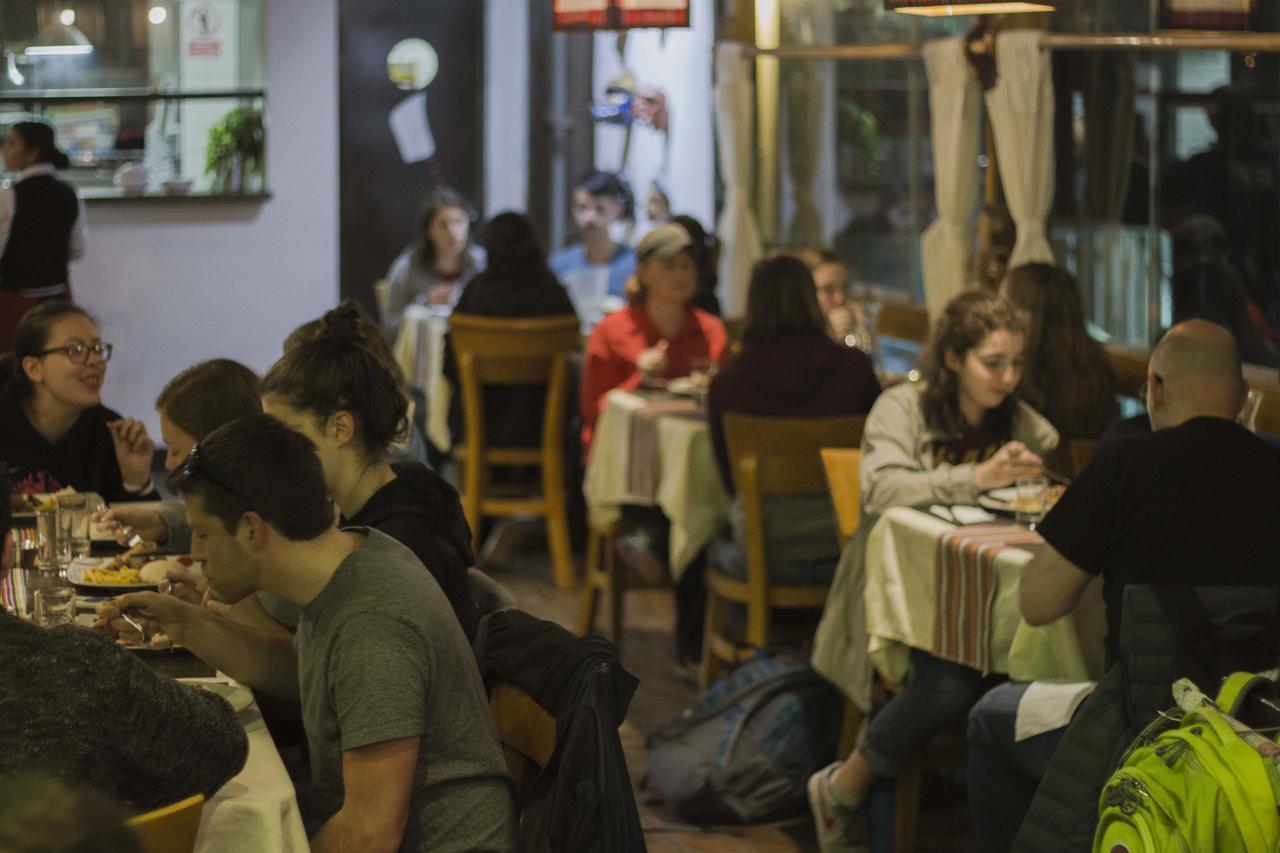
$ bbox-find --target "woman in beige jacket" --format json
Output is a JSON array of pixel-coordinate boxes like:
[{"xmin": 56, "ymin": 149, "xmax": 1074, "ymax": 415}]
[{"xmin": 807, "ymin": 290, "xmax": 1059, "ymax": 852}]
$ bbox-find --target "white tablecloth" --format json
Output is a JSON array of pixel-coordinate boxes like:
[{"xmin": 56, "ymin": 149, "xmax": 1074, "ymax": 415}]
[
  {"xmin": 865, "ymin": 507, "xmax": 1106, "ymax": 685},
  {"xmin": 583, "ymin": 390, "xmax": 732, "ymax": 579},
  {"xmin": 392, "ymin": 304, "xmax": 453, "ymax": 452},
  {"xmin": 187, "ymin": 679, "xmax": 309, "ymax": 853}
]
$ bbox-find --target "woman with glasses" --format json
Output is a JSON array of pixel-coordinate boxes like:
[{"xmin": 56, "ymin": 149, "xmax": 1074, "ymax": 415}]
[
  {"xmin": 0, "ymin": 300, "xmax": 156, "ymax": 502},
  {"xmin": 0, "ymin": 122, "xmax": 87, "ymax": 351}
]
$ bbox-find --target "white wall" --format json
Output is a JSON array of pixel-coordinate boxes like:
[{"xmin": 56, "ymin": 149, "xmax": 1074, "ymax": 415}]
[
  {"xmin": 75, "ymin": 0, "xmax": 339, "ymax": 438},
  {"xmin": 484, "ymin": 0, "xmax": 529, "ymax": 216}
]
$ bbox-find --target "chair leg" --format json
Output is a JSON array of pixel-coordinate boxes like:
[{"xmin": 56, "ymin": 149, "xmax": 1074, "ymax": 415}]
[
  {"xmin": 699, "ymin": 585, "xmax": 724, "ymax": 691},
  {"xmin": 461, "ymin": 456, "xmax": 484, "ymax": 556},
  {"xmin": 541, "ymin": 463, "xmax": 575, "ymax": 590},
  {"xmin": 605, "ymin": 537, "xmax": 625, "ymax": 656},
  {"xmin": 576, "ymin": 531, "xmax": 602, "ymax": 637},
  {"xmin": 894, "ymin": 755, "xmax": 924, "ymax": 853}
]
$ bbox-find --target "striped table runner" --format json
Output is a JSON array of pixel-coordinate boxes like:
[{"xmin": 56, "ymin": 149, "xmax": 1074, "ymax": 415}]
[
  {"xmin": 931, "ymin": 523, "xmax": 1043, "ymax": 672},
  {"xmin": 625, "ymin": 397, "xmax": 704, "ymax": 500},
  {"xmin": 0, "ymin": 569, "xmax": 29, "ymax": 616}
]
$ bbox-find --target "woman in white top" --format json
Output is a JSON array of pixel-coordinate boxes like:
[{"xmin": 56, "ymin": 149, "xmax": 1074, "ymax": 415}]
[{"xmin": 0, "ymin": 122, "xmax": 87, "ymax": 350}]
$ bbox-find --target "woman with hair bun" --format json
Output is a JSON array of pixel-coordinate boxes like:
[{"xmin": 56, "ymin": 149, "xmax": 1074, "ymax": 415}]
[
  {"xmin": 0, "ymin": 122, "xmax": 87, "ymax": 350},
  {"xmin": 262, "ymin": 301, "xmax": 478, "ymax": 638}
]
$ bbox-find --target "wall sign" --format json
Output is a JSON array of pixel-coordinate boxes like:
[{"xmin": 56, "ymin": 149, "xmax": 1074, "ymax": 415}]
[
  {"xmin": 1160, "ymin": 0, "xmax": 1257, "ymax": 30},
  {"xmin": 553, "ymin": 0, "xmax": 689, "ymax": 31}
]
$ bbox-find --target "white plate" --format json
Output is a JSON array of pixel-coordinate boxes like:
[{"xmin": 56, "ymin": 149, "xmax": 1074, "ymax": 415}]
[
  {"xmin": 66, "ymin": 559, "xmax": 156, "ymax": 593},
  {"xmin": 977, "ymin": 487, "xmax": 1017, "ymax": 513},
  {"xmin": 182, "ymin": 680, "xmax": 254, "ymax": 713}
]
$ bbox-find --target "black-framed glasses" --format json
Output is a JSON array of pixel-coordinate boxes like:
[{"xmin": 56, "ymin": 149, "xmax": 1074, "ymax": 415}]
[
  {"xmin": 36, "ymin": 342, "xmax": 113, "ymax": 364},
  {"xmin": 180, "ymin": 442, "xmax": 255, "ymax": 511}
]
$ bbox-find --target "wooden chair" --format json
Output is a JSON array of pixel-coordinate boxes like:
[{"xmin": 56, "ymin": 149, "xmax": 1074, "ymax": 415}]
[
  {"xmin": 489, "ymin": 680, "xmax": 556, "ymax": 795},
  {"xmin": 125, "ymin": 794, "xmax": 205, "ymax": 853},
  {"xmin": 701, "ymin": 414, "xmax": 865, "ymax": 689},
  {"xmin": 450, "ymin": 315, "xmax": 582, "ymax": 589},
  {"xmin": 819, "ymin": 448, "xmax": 863, "ymax": 548}
]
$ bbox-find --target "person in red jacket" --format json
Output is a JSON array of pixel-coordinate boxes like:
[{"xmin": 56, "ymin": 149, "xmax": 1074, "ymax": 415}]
[{"xmin": 580, "ymin": 222, "xmax": 727, "ymax": 452}]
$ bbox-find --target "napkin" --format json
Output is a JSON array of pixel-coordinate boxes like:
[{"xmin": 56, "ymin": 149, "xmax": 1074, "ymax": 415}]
[
  {"xmin": 929, "ymin": 504, "xmax": 997, "ymax": 525},
  {"xmin": 1015, "ymin": 680, "xmax": 1097, "ymax": 741}
]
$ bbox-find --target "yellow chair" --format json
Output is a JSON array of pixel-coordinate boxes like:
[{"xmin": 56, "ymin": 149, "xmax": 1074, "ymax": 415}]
[
  {"xmin": 819, "ymin": 447, "xmax": 863, "ymax": 548},
  {"xmin": 126, "ymin": 794, "xmax": 205, "ymax": 853},
  {"xmin": 701, "ymin": 414, "xmax": 865, "ymax": 689},
  {"xmin": 489, "ymin": 680, "xmax": 557, "ymax": 795},
  {"xmin": 449, "ymin": 314, "xmax": 582, "ymax": 589}
]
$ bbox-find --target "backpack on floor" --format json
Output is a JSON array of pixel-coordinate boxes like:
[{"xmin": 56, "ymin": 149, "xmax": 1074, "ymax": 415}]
[
  {"xmin": 1093, "ymin": 673, "xmax": 1280, "ymax": 853},
  {"xmin": 643, "ymin": 649, "xmax": 844, "ymax": 825}
]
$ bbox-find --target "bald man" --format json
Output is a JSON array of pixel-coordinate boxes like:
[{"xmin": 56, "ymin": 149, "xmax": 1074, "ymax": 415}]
[{"xmin": 965, "ymin": 320, "xmax": 1280, "ymax": 853}]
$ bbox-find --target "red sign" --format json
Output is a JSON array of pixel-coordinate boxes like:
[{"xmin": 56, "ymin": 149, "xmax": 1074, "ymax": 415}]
[
  {"xmin": 1161, "ymin": 0, "xmax": 1257, "ymax": 30},
  {"xmin": 553, "ymin": 0, "xmax": 689, "ymax": 31}
]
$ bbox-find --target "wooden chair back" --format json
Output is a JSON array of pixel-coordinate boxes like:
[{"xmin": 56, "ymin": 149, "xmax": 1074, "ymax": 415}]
[
  {"xmin": 1104, "ymin": 344, "xmax": 1148, "ymax": 400},
  {"xmin": 125, "ymin": 794, "xmax": 205, "ymax": 853},
  {"xmin": 819, "ymin": 448, "xmax": 863, "ymax": 547},
  {"xmin": 489, "ymin": 680, "xmax": 556, "ymax": 794}
]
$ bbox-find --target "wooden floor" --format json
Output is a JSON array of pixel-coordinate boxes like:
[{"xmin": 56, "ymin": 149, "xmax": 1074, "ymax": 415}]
[{"xmin": 484, "ymin": 523, "xmax": 973, "ymax": 853}]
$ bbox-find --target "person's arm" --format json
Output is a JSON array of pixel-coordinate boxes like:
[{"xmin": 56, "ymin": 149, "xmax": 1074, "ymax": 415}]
[
  {"xmin": 580, "ymin": 324, "xmax": 638, "ymax": 430},
  {"xmin": 310, "ymin": 737, "xmax": 421, "ymax": 853},
  {"xmin": 861, "ymin": 389, "xmax": 979, "ymax": 514},
  {"xmin": 1019, "ymin": 545, "xmax": 1093, "ymax": 626},
  {"xmin": 108, "ymin": 592, "xmax": 300, "ymax": 700},
  {"xmin": 68, "ymin": 196, "xmax": 88, "ymax": 261}
]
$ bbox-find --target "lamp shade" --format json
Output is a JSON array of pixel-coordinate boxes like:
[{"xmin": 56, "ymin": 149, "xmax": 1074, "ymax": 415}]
[
  {"xmin": 886, "ymin": 0, "xmax": 1054, "ymax": 14},
  {"xmin": 553, "ymin": 0, "xmax": 689, "ymax": 31}
]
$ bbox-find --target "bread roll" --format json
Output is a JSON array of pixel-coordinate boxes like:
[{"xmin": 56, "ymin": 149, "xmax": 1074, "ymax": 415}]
[{"xmin": 139, "ymin": 558, "xmax": 183, "ymax": 583}]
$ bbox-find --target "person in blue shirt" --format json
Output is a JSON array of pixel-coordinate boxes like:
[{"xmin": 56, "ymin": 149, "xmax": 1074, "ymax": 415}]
[{"xmin": 549, "ymin": 170, "xmax": 636, "ymax": 332}]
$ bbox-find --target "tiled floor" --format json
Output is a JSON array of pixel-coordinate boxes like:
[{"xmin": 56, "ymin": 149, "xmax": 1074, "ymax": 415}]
[{"xmin": 486, "ymin": 524, "xmax": 973, "ymax": 853}]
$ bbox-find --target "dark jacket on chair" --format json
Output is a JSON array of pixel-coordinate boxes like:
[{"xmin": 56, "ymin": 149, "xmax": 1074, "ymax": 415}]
[
  {"xmin": 474, "ymin": 609, "xmax": 645, "ymax": 852},
  {"xmin": 1012, "ymin": 584, "xmax": 1280, "ymax": 853}
]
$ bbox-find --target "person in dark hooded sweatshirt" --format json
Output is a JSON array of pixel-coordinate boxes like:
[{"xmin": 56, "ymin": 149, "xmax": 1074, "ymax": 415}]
[
  {"xmin": 261, "ymin": 303, "xmax": 478, "ymax": 639},
  {"xmin": 706, "ymin": 254, "xmax": 880, "ymax": 582}
]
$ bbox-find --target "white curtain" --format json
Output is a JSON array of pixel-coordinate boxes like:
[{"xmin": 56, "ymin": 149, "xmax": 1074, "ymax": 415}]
[
  {"xmin": 920, "ymin": 37, "xmax": 982, "ymax": 318},
  {"xmin": 714, "ymin": 42, "xmax": 763, "ymax": 318},
  {"xmin": 986, "ymin": 29, "xmax": 1056, "ymax": 268}
]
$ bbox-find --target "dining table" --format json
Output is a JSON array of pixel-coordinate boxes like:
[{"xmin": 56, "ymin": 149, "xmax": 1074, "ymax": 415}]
[
  {"xmin": 583, "ymin": 388, "xmax": 732, "ymax": 580},
  {"xmin": 863, "ymin": 506, "xmax": 1107, "ymax": 688},
  {"xmin": 392, "ymin": 303, "xmax": 455, "ymax": 452}
]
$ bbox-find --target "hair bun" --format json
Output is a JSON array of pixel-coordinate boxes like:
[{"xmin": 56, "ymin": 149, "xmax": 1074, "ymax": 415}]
[{"xmin": 321, "ymin": 302, "xmax": 364, "ymax": 342}]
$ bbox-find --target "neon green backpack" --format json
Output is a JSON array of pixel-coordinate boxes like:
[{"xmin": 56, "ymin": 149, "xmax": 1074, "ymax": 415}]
[{"xmin": 1093, "ymin": 673, "xmax": 1280, "ymax": 853}]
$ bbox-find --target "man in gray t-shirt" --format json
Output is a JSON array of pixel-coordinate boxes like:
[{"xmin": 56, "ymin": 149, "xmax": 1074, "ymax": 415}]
[
  {"xmin": 300, "ymin": 527, "xmax": 513, "ymax": 851},
  {"xmin": 131, "ymin": 414, "xmax": 514, "ymax": 852}
]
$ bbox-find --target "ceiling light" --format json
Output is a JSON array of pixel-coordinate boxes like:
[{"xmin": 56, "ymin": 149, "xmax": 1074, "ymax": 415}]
[
  {"xmin": 24, "ymin": 19, "xmax": 94, "ymax": 57},
  {"xmin": 59, "ymin": 9, "xmax": 76, "ymax": 26},
  {"xmin": 148, "ymin": 6, "xmax": 168, "ymax": 25},
  {"xmin": 886, "ymin": 1, "xmax": 1055, "ymax": 14}
]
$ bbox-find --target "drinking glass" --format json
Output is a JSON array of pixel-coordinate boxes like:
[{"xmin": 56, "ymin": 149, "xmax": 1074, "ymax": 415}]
[
  {"xmin": 1015, "ymin": 475, "xmax": 1050, "ymax": 529},
  {"xmin": 35, "ymin": 507, "xmax": 61, "ymax": 571},
  {"xmin": 15, "ymin": 527, "xmax": 40, "ymax": 572},
  {"xmin": 1239, "ymin": 388, "xmax": 1263, "ymax": 432},
  {"xmin": 57, "ymin": 494, "xmax": 93, "ymax": 560},
  {"xmin": 688, "ymin": 357, "xmax": 718, "ymax": 406},
  {"xmin": 34, "ymin": 586, "xmax": 76, "ymax": 627}
]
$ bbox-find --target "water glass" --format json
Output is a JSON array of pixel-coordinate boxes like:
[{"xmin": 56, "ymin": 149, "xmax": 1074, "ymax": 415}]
[
  {"xmin": 1015, "ymin": 475, "xmax": 1050, "ymax": 529},
  {"xmin": 35, "ymin": 507, "xmax": 60, "ymax": 571},
  {"xmin": 57, "ymin": 494, "xmax": 94, "ymax": 560},
  {"xmin": 1239, "ymin": 388, "xmax": 1263, "ymax": 432},
  {"xmin": 34, "ymin": 586, "xmax": 76, "ymax": 627},
  {"xmin": 15, "ymin": 527, "xmax": 40, "ymax": 572}
]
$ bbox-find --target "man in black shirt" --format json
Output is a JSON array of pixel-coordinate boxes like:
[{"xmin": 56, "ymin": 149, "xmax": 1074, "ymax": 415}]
[{"xmin": 965, "ymin": 319, "xmax": 1280, "ymax": 852}]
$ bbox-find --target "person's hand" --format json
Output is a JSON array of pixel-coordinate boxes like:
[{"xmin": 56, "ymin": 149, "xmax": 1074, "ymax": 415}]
[
  {"xmin": 427, "ymin": 284, "xmax": 455, "ymax": 306},
  {"xmin": 106, "ymin": 418, "xmax": 155, "ymax": 491},
  {"xmin": 160, "ymin": 567, "xmax": 209, "ymax": 606},
  {"xmin": 100, "ymin": 591, "xmax": 202, "ymax": 645},
  {"xmin": 94, "ymin": 506, "xmax": 168, "ymax": 546},
  {"xmin": 973, "ymin": 441, "xmax": 1044, "ymax": 492},
  {"xmin": 828, "ymin": 306, "xmax": 855, "ymax": 339},
  {"xmin": 636, "ymin": 340, "xmax": 670, "ymax": 381}
]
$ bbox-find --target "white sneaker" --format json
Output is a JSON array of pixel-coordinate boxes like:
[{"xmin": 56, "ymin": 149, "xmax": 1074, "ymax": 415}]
[{"xmin": 806, "ymin": 762, "xmax": 869, "ymax": 853}]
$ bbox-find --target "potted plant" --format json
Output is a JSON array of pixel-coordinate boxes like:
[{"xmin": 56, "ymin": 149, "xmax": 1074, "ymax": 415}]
[{"xmin": 204, "ymin": 106, "xmax": 264, "ymax": 192}]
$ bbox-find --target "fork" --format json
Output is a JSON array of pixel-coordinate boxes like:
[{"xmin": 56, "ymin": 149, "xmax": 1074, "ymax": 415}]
[{"xmin": 117, "ymin": 609, "xmax": 147, "ymax": 639}]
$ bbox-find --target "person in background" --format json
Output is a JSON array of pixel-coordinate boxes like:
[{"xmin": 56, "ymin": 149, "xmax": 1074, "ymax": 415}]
[
  {"xmin": 967, "ymin": 320, "xmax": 1280, "ymax": 852},
  {"xmin": 799, "ymin": 248, "xmax": 856, "ymax": 343},
  {"xmin": 550, "ymin": 170, "xmax": 637, "ymax": 331},
  {"xmin": 807, "ymin": 290, "xmax": 1057, "ymax": 853},
  {"xmin": 262, "ymin": 303, "xmax": 477, "ymax": 638},
  {"xmin": 0, "ymin": 301, "xmax": 156, "ymax": 502},
  {"xmin": 580, "ymin": 223, "xmax": 727, "ymax": 453},
  {"xmin": 118, "ymin": 415, "xmax": 515, "ymax": 852},
  {"xmin": 1001, "ymin": 263, "xmax": 1118, "ymax": 475},
  {"xmin": 381, "ymin": 188, "xmax": 484, "ymax": 339},
  {"xmin": 97, "ymin": 358, "xmax": 262, "ymax": 552},
  {"xmin": 698, "ymin": 255, "xmax": 880, "ymax": 664},
  {"xmin": 443, "ymin": 211, "xmax": 578, "ymax": 451},
  {"xmin": 671, "ymin": 214, "xmax": 721, "ymax": 316},
  {"xmin": 0, "ymin": 122, "xmax": 87, "ymax": 351},
  {"xmin": 645, "ymin": 181, "xmax": 672, "ymax": 230}
]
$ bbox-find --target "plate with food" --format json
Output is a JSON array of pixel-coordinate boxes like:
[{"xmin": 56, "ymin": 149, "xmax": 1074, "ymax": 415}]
[
  {"xmin": 117, "ymin": 633, "xmax": 189, "ymax": 656},
  {"xmin": 67, "ymin": 555, "xmax": 178, "ymax": 593},
  {"xmin": 977, "ymin": 485, "xmax": 1065, "ymax": 514}
]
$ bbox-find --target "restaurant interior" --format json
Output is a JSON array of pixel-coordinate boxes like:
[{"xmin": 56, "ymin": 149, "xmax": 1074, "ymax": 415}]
[{"xmin": 3, "ymin": 1, "xmax": 1280, "ymax": 851}]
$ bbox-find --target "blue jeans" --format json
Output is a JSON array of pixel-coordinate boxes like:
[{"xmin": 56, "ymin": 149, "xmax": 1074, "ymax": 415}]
[
  {"xmin": 966, "ymin": 682, "xmax": 1068, "ymax": 853},
  {"xmin": 860, "ymin": 648, "xmax": 985, "ymax": 776}
]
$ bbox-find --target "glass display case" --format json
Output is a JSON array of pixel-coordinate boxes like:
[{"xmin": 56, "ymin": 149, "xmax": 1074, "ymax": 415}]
[{"xmin": 0, "ymin": 0, "xmax": 266, "ymax": 200}]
